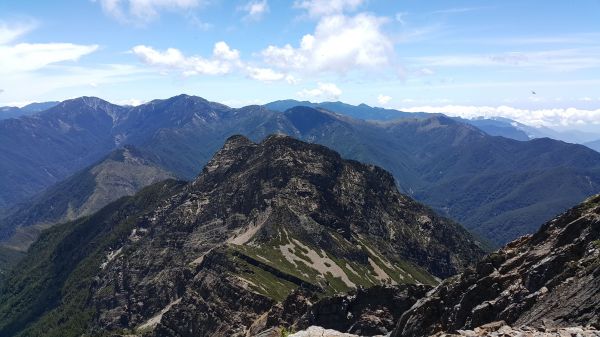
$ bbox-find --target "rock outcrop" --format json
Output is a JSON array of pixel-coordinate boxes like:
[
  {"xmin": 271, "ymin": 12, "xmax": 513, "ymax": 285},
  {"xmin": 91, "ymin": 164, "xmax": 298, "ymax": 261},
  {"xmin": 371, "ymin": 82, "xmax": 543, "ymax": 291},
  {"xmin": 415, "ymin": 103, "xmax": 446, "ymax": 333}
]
[
  {"xmin": 264, "ymin": 284, "xmax": 430, "ymax": 336},
  {"xmin": 392, "ymin": 194, "xmax": 600, "ymax": 337}
]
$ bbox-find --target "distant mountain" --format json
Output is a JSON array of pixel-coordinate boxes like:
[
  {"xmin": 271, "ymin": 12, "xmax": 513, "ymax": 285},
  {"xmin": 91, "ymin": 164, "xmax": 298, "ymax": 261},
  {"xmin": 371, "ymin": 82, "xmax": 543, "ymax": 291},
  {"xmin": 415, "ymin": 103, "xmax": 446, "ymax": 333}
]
[
  {"xmin": 0, "ymin": 146, "xmax": 173, "ymax": 275},
  {"xmin": 392, "ymin": 193, "xmax": 600, "ymax": 336},
  {"xmin": 265, "ymin": 99, "xmax": 533, "ymax": 141},
  {"xmin": 265, "ymin": 100, "xmax": 433, "ymax": 121},
  {"xmin": 3, "ymin": 95, "xmax": 600, "ymax": 246},
  {"xmin": 585, "ymin": 139, "xmax": 600, "ymax": 153},
  {"xmin": 0, "ymin": 101, "xmax": 59, "ymax": 120},
  {"xmin": 0, "ymin": 97, "xmax": 127, "ymax": 210},
  {"xmin": 0, "ymin": 136, "xmax": 483, "ymax": 337}
]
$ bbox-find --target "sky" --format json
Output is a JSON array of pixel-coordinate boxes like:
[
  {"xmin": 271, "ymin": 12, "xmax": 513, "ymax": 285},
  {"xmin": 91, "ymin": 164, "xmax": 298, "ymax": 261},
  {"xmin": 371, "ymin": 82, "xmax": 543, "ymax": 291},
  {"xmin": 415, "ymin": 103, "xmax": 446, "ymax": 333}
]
[{"xmin": 1, "ymin": 0, "xmax": 600, "ymax": 129}]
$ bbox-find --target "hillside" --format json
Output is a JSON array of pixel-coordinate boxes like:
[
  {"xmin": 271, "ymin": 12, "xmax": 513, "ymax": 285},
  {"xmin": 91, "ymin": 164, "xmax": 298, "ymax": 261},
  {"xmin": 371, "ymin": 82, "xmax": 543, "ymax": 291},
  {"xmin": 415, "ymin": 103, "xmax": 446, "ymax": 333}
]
[
  {"xmin": 392, "ymin": 193, "xmax": 600, "ymax": 336},
  {"xmin": 0, "ymin": 135, "xmax": 483, "ymax": 337},
  {"xmin": 0, "ymin": 146, "xmax": 173, "ymax": 275}
]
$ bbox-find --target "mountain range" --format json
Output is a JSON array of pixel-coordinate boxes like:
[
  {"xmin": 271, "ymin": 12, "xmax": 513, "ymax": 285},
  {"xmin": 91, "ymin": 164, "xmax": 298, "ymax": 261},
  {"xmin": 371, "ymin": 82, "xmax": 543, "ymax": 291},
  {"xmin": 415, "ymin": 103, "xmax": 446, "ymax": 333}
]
[
  {"xmin": 0, "ymin": 102, "xmax": 59, "ymax": 120},
  {"xmin": 0, "ymin": 135, "xmax": 484, "ymax": 337},
  {"xmin": 2, "ymin": 95, "xmax": 600, "ymax": 249},
  {"xmin": 265, "ymin": 99, "xmax": 600, "ymax": 147}
]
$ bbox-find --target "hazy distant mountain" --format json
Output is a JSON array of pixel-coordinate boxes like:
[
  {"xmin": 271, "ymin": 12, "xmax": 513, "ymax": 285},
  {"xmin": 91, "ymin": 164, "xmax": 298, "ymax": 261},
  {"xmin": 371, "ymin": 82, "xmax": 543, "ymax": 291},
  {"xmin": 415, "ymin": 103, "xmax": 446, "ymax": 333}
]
[
  {"xmin": 0, "ymin": 136, "xmax": 483, "ymax": 337},
  {"xmin": 0, "ymin": 102, "xmax": 59, "ymax": 120},
  {"xmin": 585, "ymin": 139, "xmax": 600, "ymax": 152},
  {"xmin": 2, "ymin": 95, "xmax": 600, "ymax": 247},
  {"xmin": 265, "ymin": 100, "xmax": 533, "ymax": 141},
  {"xmin": 265, "ymin": 100, "xmax": 434, "ymax": 121}
]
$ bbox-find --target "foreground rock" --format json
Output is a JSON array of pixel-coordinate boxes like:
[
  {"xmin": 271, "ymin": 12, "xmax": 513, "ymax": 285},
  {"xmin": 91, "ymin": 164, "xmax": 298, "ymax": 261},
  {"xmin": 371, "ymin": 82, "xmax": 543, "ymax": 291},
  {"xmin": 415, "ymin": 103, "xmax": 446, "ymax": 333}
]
[
  {"xmin": 288, "ymin": 326, "xmax": 367, "ymax": 337},
  {"xmin": 436, "ymin": 321, "xmax": 600, "ymax": 337},
  {"xmin": 393, "ymin": 194, "xmax": 600, "ymax": 337}
]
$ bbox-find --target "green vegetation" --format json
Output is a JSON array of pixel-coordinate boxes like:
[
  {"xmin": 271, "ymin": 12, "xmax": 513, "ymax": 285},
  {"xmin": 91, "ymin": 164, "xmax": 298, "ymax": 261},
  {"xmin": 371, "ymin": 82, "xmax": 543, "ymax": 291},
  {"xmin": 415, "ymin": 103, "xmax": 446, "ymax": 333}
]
[
  {"xmin": 0, "ymin": 180, "xmax": 185, "ymax": 337},
  {"xmin": 227, "ymin": 225, "xmax": 437, "ymax": 302},
  {"xmin": 280, "ymin": 326, "xmax": 295, "ymax": 337}
]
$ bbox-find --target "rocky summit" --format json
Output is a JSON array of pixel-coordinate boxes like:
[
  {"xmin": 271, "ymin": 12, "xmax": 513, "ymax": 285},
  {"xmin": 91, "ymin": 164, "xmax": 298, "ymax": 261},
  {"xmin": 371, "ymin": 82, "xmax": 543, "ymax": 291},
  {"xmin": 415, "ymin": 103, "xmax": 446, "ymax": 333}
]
[
  {"xmin": 392, "ymin": 194, "xmax": 600, "ymax": 337},
  {"xmin": 0, "ymin": 135, "xmax": 484, "ymax": 337}
]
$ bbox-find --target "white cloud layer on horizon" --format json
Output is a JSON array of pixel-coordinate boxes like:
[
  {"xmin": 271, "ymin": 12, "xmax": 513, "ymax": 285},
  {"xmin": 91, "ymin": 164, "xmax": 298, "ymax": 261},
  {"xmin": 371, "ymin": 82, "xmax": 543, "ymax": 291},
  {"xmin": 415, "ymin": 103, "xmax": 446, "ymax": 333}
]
[
  {"xmin": 96, "ymin": 0, "xmax": 204, "ymax": 23},
  {"xmin": 262, "ymin": 13, "xmax": 393, "ymax": 74},
  {"xmin": 297, "ymin": 82, "xmax": 342, "ymax": 100},
  {"xmin": 399, "ymin": 105, "xmax": 600, "ymax": 128},
  {"xmin": 240, "ymin": 0, "xmax": 269, "ymax": 21},
  {"xmin": 294, "ymin": 0, "xmax": 365, "ymax": 17}
]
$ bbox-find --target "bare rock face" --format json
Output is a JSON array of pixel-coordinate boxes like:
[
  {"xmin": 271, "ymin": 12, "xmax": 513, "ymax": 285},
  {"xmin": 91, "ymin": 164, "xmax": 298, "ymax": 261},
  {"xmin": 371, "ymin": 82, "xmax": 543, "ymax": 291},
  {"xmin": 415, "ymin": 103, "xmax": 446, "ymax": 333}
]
[{"xmin": 392, "ymin": 195, "xmax": 600, "ymax": 337}]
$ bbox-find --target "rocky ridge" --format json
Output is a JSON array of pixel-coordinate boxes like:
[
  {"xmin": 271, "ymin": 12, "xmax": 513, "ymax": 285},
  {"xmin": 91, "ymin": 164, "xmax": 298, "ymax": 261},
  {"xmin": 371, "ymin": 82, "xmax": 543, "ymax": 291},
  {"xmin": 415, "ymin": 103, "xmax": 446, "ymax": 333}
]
[
  {"xmin": 392, "ymin": 194, "xmax": 600, "ymax": 337},
  {"xmin": 0, "ymin": 135, "xmax": 483, "ymax": 337}
]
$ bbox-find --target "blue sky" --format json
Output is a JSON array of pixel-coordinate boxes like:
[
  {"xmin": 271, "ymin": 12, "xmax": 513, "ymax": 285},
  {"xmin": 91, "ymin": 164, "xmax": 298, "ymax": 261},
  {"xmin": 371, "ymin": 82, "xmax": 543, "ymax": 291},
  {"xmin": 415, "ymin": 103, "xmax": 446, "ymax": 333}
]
[{"xmin": 1, "ymin": 0, "xmax": 600, "ymax": 128}]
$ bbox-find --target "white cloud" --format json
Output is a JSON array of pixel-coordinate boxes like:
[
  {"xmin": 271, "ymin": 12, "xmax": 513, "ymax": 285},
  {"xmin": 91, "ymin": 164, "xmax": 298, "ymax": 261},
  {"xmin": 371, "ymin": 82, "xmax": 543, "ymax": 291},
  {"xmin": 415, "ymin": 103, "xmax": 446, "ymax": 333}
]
[
  {"xmin": 377, "ymin": 94, "xmax": 391, "ymax": 105},
  {"xmin": 262, "ymin": 13, "xmax": 393, "ymax": 74},
  {"xmin": 240, "ymin": 0, "xmax": 269, "ymax": 21},
  {"xmin": 410, "ymin": 48, "xmax": 600, "ymax": 72},
  {"xmin": 246, "ymin": 66, "xmax": 285, "ymax": 81},
  {"xmin": 297, "ymin": 82, "xmax": 342, "ymax": 101},
  {"xmin": 0, "ymin": 20, "xmax": 37, "ymax": 44},
  {"xmin": 0, "ymin": 20, "xmax": 98, "ymax": 75},
  {"xmin": 294, "ymin": 0, "xmax": 365, "ymax": 17},
  {"xmin": 399, "ymin": 104, "xmax": 600, "ymax": 128},
  {"xmin": 395, "ymin": 12, "xmax": 408, "ymax": 25},
  {"xmin": 132, "ymin": 42, "xmax": 241, "ymax": 76},
  {"xmin": 132, "ymin": 42, "xmax": 298, "ymax": 83},
  {"xmin": 96, "ymin": 0, "xmax": 204, "ymax": 23}
]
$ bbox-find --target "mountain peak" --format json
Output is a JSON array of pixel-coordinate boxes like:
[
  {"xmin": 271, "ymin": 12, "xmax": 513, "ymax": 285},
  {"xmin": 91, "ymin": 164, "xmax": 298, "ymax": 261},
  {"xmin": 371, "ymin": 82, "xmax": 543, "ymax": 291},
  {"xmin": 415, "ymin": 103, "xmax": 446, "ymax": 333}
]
[{"xmin": 60, "ymin": 96, "xmax": 114, "ymax": 109}]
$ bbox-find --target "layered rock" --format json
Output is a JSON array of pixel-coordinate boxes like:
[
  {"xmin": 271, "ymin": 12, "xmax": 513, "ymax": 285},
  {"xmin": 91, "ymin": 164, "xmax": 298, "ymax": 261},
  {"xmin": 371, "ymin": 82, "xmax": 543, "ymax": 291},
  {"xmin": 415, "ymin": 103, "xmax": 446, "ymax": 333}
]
[{"xmin": 393, "ymin": 194, "xmax": 600, "ymax": 337}]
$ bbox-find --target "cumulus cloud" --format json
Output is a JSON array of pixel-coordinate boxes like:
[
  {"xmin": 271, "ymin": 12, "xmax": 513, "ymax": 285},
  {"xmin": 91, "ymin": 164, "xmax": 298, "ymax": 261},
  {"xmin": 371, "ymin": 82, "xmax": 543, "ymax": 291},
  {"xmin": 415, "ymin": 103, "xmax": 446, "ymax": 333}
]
[
  {"xmin": 400, "ymin": 105, "xmax": 600, "ymax": 127},
  {"xmin": 132, "ymin": 42, "xmax": 241, "ymax": 76},
  {"xmin": 132, "ymin": 42, "xmax": 297, "ymax": 83},
  {"xmin": 96, "ymin": 0, "xmax": 204, "ymax": 23},
  {"xmin": 294, "ymin": 0, "xmax": 365, "ymax": 17},
  {"xmin": 297, "ymin": 82, "xmax": 342, "ymax": 101},
  {"xmin": 377, "ymin": 94, "xmax": 391, "ymax": 105},
  {"xmin": 262, "ymin": 13, "xmax": 392, "ymax": 74},
  {"xmin": 240, "ymin": 0, "xmax": 269, "ymax": 21}
]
